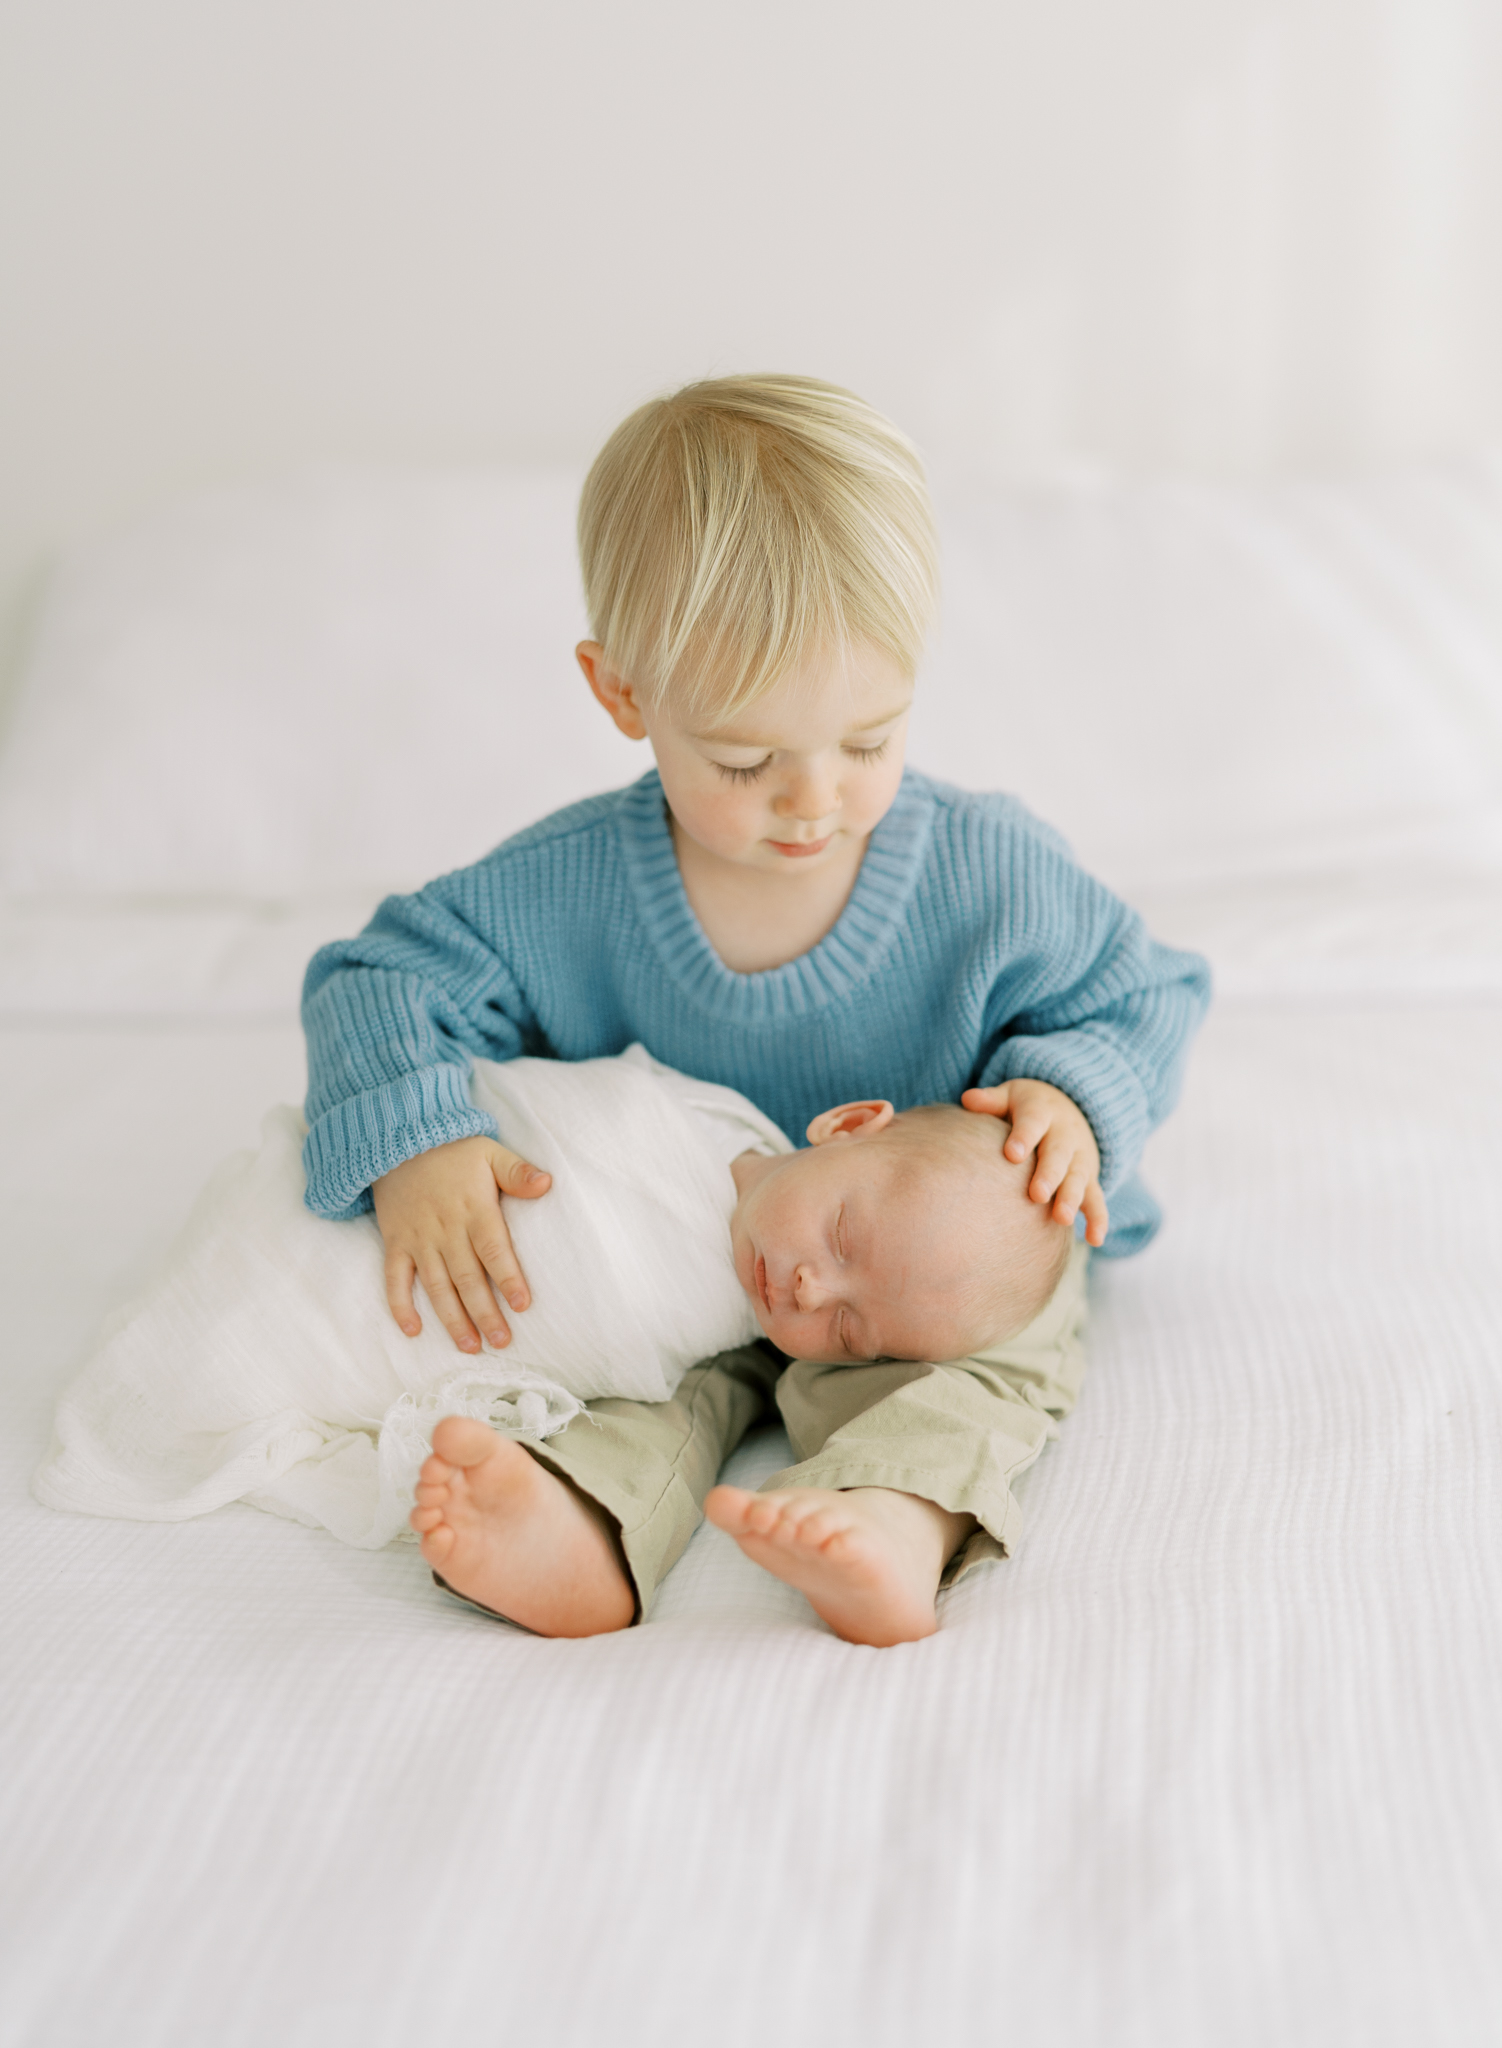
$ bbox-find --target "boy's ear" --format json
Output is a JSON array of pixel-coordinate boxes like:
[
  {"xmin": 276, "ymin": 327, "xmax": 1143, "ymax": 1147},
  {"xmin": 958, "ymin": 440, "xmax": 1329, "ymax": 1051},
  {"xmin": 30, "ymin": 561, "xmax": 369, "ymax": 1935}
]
[
  {"xmin": 806, "ymin": 1100, "xmax": 895, "ymax": 1146},
  {"xmin": 576, "ymin": 642, "xmax": 649, "ymax": 741}
]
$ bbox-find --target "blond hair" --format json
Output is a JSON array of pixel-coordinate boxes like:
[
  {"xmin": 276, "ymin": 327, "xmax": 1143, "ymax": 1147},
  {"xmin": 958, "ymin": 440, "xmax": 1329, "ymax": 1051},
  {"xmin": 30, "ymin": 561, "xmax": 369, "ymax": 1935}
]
[{"xmin": 577, "ymin": 374, "xmax": 939, "ymax": 725}]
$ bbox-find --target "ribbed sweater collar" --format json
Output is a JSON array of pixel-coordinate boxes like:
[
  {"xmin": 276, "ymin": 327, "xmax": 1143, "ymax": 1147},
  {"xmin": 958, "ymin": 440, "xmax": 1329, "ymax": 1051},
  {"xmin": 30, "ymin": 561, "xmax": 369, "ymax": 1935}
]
[{"xmin": 616, "ymin": 768, "xmax": 935, "ymax": 1020}]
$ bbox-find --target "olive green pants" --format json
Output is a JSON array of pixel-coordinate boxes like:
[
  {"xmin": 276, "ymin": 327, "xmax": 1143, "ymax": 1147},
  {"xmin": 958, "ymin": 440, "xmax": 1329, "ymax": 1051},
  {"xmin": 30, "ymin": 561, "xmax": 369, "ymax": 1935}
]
[{"xmin": 517, "ymin": 1241, "xmax": 1091, "ymax": 1620}]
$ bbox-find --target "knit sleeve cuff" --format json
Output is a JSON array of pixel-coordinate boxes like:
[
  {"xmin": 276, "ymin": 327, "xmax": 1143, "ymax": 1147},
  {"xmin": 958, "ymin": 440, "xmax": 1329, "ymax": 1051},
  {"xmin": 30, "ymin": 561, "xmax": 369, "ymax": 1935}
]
[
  {"xmin": 300, "ymin": 1065, "xmax": 499, "ymax": 1220},
  {"xmin": 980, "ymin": 1030, "xmax": 1151, "ymax": 1198}
]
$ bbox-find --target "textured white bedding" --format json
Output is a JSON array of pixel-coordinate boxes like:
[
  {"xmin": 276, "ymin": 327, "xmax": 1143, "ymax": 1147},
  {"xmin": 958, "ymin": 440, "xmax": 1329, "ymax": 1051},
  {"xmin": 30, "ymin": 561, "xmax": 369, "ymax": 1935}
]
[
  {"xmin": 4, "ymin": 998, "xmax": 1501, "ymax": 2046},
  {"xmin": 3, "ymin": 460, "xmax": 1501, "ymax": 2045}
]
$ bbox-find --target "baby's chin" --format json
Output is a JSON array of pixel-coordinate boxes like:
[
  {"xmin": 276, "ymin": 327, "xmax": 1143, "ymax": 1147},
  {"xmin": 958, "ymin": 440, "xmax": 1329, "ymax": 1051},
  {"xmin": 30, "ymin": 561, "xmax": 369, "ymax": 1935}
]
[{"xmin": 749, "ymin": 1300, "xmax": 782, "ymax": 1346}]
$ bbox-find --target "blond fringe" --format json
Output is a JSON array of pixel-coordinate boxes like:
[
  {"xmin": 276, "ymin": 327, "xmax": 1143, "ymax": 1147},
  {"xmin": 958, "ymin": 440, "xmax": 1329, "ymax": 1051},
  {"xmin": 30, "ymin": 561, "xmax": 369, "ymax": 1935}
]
[{"xmin": 578, "ymin": 374, "xmax": 939, "ymax": 725}]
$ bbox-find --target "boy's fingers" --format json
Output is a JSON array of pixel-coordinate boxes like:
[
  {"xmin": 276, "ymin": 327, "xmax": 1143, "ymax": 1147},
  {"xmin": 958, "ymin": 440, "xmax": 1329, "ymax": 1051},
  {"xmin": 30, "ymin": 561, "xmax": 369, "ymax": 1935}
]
[
  {"xmin": 474, "ymin": 1223, "xmax": 529, "ymax": 1316},
  {"xmin": 1082, "ymin": 1183, "xmax": 1110, "ymax": 1248},
  {"xmin": 961, "ymin": 1085, "xmax": 1046, "ymax": 1165},
  {"xmin": 447, "ymin": 1254, "xmax": 512, "ymax": 1349},
  {"xmin": 416, "ymin": 1256, "xmax": 484, "ymax": 1354},
  {"xmin": 1052, "ymin": 1163, "xmax": 1089, "ymax": 1226},
  {"xmin": 960, "ymin": 1084, "xmax": 1010, "ymax": 1116},
  {"xmin": 1028, "ymin": 1126, "xmax": 1073, "ymax": 1202},
  {"xmin": 384, "ymin": 1252, "xmax": 422, "ymax": 1337},
  {"xmin": 1008, "ymin": 1110, "xmax": 1054, "ymax": 1169},
  {"xmin": 490, "ymin": 1146, "xmax": 552, "ymax": 1200}
]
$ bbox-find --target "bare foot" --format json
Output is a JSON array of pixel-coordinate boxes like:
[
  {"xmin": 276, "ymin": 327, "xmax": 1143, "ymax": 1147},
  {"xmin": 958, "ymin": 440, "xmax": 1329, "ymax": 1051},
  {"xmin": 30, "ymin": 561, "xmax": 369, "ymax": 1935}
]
[
  {"xmin": 410, "ymin": 1417, "xmax": 635, "ymax": 1637},
  {"xmin": 702, "ymin": 1484, "xmax": 973, "ymax": 1647}
]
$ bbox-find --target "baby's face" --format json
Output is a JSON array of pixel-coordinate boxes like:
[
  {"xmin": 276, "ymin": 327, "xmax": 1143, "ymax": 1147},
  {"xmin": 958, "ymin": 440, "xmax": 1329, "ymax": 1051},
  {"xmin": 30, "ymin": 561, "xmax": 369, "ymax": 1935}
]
[{"xmin": 729, "ymin": 1130, "xmax": 984, "ymax": 1363}]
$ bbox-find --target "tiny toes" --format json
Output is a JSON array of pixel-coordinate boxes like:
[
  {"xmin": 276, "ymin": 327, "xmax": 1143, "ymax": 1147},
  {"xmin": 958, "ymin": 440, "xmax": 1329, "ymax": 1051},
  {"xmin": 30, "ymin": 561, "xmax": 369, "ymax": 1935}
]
[
  {"xmin": 410, "ymin": 1506, "xmax": 444, "ymax": 1532},
  {"xmin": 708, "ymin": 1486, "xmax": 778, "ymax": 1536}
]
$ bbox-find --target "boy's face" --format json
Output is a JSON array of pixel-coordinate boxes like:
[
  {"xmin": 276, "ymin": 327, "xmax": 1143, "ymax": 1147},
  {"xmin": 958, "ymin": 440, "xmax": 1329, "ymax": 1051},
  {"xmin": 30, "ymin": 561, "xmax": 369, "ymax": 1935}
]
[
  {"xmin": 581, "ymin": 640, "xmax": 912, "ymax": 877},
  {"xmin": 729, "ymin": 1132, "xmax": 983, "ymax": 1364}
]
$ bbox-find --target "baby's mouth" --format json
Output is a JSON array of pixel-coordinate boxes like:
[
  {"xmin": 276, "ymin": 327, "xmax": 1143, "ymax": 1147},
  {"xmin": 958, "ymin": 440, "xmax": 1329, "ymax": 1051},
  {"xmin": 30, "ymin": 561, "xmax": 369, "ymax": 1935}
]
[{"xmin": 754, "ymin": 1253, "xmax": 772, "ymax": 1313}]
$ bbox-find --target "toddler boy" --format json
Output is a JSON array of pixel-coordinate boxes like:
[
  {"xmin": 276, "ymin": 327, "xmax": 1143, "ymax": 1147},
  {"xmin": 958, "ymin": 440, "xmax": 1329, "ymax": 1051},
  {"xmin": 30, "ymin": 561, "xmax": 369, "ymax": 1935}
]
[{"xmin": 302, "ymin": 374, "xmax": 1210, "ymax": 1645}]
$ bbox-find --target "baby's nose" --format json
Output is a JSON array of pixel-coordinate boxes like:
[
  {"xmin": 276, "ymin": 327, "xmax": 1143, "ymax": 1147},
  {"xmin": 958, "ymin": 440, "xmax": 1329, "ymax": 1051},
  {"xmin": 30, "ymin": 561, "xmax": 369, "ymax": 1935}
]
[{"xmin": 792, "ymin": 1263, "xmax": 832, "ymax": 1311}]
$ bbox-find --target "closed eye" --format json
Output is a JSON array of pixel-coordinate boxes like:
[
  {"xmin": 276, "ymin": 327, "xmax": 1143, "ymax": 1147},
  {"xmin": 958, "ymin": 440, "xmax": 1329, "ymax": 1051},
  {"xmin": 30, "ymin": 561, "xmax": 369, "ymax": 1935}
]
[
  {"xmin": 714, "ymin": 758, "xmax": 770, "ymax": 785},
  {"xmin": 837, "ymin": 1309, "xmax": 877, "ymax": 1361},
  {"xmin": 842, "ymin": 738, "xmax": 890, "ymax": 764}
]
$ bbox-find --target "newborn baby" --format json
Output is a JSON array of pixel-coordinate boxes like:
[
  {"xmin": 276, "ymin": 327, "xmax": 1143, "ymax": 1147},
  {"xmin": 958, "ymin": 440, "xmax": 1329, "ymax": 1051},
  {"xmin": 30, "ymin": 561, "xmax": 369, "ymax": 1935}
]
[
  {"xmin": 732, "ymin": 1094, "xmax": 1071, "ymax": 1368},
  {"xmin": 35, "ymin": 1047, "xmax": 1069, "ymax": 1552}
]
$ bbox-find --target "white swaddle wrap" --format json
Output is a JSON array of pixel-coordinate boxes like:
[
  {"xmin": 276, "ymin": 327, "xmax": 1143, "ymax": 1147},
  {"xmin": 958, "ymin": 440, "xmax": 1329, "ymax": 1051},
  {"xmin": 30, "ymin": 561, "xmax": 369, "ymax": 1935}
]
[{"xmin": 34, "ymin": 1047, "xmax": 791, "ymax": 1548}]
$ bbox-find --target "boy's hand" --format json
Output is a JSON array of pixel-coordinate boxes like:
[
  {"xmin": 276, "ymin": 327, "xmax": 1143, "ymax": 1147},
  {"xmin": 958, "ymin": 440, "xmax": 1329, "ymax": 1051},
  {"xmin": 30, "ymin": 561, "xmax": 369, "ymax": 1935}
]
[
  {"xmin": 960, "ymin": 1079, "xmax": 1110, "ymax": 1248},
  {"xmin": 371, "ymin": 1135, "xmax": 552, "ymax": 1353}
]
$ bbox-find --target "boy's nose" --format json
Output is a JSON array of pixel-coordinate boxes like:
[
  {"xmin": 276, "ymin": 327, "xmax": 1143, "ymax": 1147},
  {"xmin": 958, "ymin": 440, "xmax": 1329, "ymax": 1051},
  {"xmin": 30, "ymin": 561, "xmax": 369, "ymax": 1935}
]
[{"xmin": 775, "ymin": 765, "xmax": 839, "ymax": 824}]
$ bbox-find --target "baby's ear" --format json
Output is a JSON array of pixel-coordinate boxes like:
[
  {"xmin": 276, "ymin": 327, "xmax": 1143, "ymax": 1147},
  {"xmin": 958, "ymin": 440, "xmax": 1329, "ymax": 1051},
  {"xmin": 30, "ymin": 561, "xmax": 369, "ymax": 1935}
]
[{"xmin": 806, "ymin": 1100, "xmax": 895, "ymax": 1146}]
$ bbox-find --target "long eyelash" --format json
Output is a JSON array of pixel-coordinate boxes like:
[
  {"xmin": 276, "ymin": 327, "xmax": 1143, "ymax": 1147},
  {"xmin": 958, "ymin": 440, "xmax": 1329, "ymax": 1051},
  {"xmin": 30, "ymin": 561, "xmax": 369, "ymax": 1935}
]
[
  {"xmin": 715, "ymin": 761, "xmax": 769, "ymax": 785},
  {"xmin": 844, "ymin": 739, "xmax": 890, "ymax": 763}
]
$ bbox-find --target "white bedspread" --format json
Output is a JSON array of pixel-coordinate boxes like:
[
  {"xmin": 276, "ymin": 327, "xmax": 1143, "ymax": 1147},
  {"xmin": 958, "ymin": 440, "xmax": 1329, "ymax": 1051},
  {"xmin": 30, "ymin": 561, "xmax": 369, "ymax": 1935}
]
[
  {"xmin": 31, "ymin": 1048, "xmax": 785, "ymax": 1550},
  {"xmin": 4, "ymin": 1000, "xmax": 1501, "ymax": 2046}
]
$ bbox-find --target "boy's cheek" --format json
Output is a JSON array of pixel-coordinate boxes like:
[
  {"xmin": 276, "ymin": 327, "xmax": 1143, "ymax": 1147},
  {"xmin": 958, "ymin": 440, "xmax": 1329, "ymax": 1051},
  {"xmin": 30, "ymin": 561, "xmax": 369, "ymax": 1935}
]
[
  {"xmin": 669, "ymin": 785, "xmax": 768, "ymax": 860},
  {"xmin": 844, "ymin": 756, "xmax": 907, "ymax": 838}
]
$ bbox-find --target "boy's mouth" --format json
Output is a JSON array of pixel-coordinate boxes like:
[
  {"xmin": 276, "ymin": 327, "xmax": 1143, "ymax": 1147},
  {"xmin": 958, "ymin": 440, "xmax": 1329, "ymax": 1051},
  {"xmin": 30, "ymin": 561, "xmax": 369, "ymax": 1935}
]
[{"xmin": 766, "ymin": 836, "xmax": 832, "ymax": 859}]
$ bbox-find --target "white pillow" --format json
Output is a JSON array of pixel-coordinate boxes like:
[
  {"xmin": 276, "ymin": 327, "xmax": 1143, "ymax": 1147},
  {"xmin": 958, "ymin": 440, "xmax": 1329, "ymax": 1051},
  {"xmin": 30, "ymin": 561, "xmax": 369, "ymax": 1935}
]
[
  {"xmin": 0, "ymin": 469, "xmax": 644, "ymax": 897},
  {"xmin": 912, "ymin": 459, "xmax": 1502, "ymax": 888},
  {"xmin": 2, "ymin": 458, "xmax": 1499, "ymax": 900}
]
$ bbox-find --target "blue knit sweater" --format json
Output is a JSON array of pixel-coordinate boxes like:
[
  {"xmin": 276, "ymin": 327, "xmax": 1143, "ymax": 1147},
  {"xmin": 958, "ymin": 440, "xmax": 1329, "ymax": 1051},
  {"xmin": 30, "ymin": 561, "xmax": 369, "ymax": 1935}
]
[{"xmin": 302, "ymin": 768, "xmax": 1210, "ymax": 1254}]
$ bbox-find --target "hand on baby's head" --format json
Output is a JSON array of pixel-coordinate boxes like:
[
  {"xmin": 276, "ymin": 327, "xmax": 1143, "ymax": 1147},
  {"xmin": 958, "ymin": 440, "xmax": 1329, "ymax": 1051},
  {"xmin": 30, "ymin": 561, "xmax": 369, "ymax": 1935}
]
[{"xmin": 729, "ymin": 1101, "xmax": 1074, "ymax": 1363}]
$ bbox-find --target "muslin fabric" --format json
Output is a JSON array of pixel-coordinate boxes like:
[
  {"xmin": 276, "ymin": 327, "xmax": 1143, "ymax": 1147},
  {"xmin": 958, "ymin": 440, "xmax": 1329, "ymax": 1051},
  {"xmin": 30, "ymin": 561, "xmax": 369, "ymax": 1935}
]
[{"xmin": 33, "ymin": 1046, "xmax": 789, "ymax": 1548}]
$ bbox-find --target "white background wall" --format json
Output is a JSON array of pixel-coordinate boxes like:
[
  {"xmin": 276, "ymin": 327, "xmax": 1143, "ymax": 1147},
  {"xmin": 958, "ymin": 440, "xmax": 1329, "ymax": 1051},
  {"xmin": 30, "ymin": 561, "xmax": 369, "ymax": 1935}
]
[{"xmin": 3, "ymin": 0, "xmax": 1501, "ymax": 675}]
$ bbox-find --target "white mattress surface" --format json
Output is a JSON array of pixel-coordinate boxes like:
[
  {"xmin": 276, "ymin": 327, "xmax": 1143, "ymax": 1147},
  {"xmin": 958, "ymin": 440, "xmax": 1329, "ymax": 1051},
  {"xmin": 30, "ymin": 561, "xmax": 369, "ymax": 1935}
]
[{"xmin": 5, "ymin": 998, "xmax": 1501, "ymax": 2047}]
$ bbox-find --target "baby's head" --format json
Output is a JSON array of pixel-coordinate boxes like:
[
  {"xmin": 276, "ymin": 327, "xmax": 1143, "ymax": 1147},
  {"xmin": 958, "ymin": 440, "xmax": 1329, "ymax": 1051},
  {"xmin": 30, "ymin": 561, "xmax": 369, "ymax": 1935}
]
[
  {"xmin": 730, "ymin": 1100, "xmax": 1075, "ymax": 1363},
  {"xmin": 573, "ymin": 376, "xmax": 939, "ymax": 881}
]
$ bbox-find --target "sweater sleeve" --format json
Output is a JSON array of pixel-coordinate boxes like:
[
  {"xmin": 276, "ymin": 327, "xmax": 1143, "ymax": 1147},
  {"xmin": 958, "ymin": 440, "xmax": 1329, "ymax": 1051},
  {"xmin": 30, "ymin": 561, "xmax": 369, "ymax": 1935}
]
[
  {"xmin": 300, "ymin": 873, "xmax": 540, "ymax": 1220},
  {"xmin": 973, "ymin": 818, "xmax": 1212, "ymax": 1203}
]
